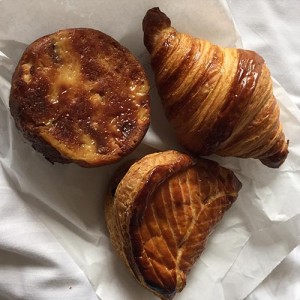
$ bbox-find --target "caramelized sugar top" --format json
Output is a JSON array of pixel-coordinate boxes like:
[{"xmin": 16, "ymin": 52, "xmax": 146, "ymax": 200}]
[{"xmin": 10, "ymin": 28, "xmax": 150, "ymax": 164}]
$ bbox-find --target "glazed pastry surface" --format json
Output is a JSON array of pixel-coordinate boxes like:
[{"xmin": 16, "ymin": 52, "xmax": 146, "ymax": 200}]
[
  {"xmin": 105, "ymin": 150, "xmax": 241, "ymax": 299},
  {"xmin": 10, "ymin": 28, "xmax": 150, "ymax": 167},
  {"xmin": 143, "ymin": 8, "xmax": 288, "ymax": 168}
]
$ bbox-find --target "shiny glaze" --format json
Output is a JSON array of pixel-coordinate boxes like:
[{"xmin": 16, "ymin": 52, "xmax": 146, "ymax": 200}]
[
  {"xmin": 10, "ymin": 28, "xmax": 150, "ymax": 166},
  {"xmin": 202, "ymin": 49, "xmax": 264, "ymax": 154},
  {"xmin": 163, "ymin": 44, "xmax": 224, "ymax": 122},
  {"xmin": 143, "ymin": 7, "xmax": 288, "ymax": 168},
  {"xmin": 127, "ymin": 158, "xmax": 241, "ymax": 299}
]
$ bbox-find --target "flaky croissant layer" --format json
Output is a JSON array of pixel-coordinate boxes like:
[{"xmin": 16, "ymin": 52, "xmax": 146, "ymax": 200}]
[
  {"xmin": 143, "ymin": 7, "xmax": 288, "ymax": 168},
  {"xmin": 105, "ymin": 150, "xmax": 241, "ymax": 300}
]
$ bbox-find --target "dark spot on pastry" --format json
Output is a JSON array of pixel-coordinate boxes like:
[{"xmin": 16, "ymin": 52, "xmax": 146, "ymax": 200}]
[
  {"xmin": 121, "ymin": 121, "xmax": 135, "ymax": 137},
  {"xmin": 49, "ymin": 43, "xmax": 61, "ymax": 63}
]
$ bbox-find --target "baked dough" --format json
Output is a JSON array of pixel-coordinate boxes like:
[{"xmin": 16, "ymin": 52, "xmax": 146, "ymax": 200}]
[
  {"xmin": 10, "ymin": 28, "xmax": 150, "ymax": 167},
  {"xmin": 105, "ymin": 150, "xmax": 241, "ymax": 299},
  {"xmin": 143, "ymin": 8, "xmax": 288, "ymax": 168}
]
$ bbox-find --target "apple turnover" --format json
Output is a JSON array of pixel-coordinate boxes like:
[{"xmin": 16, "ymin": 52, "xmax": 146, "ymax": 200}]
[{"xmin": 105, "ymin": 150, "xmax": 241, "ymax": 299}]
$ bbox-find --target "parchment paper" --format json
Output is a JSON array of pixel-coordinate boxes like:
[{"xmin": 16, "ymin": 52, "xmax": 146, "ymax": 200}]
[{"xmin": 1, "ymin": 0, "xmax": 300, "ymax": 299}]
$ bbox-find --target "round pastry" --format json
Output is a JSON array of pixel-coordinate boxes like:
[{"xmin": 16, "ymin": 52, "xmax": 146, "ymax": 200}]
[
  {"xmin": 9, "ymin": 28, "xmax": 150, "ymax": 167},
  {"xmin": 105, "ymin": 150, "xmax": 242, "ymax": 300}
]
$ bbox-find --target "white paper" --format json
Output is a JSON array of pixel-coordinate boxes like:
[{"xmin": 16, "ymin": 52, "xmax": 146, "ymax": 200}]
[{"xmin": 1, "ymin": 1, "xmax": 300, "ymax": 300}]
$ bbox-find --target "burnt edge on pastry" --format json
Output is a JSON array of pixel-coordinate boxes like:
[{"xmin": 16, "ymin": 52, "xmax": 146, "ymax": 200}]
[{"xmin": 9, "ymin": 28, "xmax": 150, "ymax": 167}]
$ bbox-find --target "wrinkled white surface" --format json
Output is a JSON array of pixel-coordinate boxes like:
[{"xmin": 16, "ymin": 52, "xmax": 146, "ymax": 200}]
[
  {"xmin": 0, "ymin": 0, "xmax": 300, "ymax": 300},
  {"xmin": 227, "ymin": 1, "xmax": 300, "ymax": 299}
]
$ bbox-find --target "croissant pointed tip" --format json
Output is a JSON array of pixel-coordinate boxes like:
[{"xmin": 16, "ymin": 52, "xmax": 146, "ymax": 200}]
[
  {"xmin": 143, "ymin": 7, "xmax": 171, "ymax": 52},
  {"xmin": 143, "ymin": 7, "xmax": 171, "ymax": 31},
  {"xmin": 260, "ymin": 155, "xmax": 288, "ymax": 168},
  {"xmin": 260, "ymin": 141, "xmax": 289, "ymax": 168}
]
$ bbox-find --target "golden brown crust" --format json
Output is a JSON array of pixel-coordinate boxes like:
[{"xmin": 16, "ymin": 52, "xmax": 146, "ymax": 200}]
[
  {"xmin": 10, "ymin": 28, "xmax": 150, "ymax": 167},
  {"xmin": 105, "ymin": 150, "xmax": 241, "ymax": 299},
  {"xmin": 143, "ymin": 8, "xmax": 288, "ymax": 168}
]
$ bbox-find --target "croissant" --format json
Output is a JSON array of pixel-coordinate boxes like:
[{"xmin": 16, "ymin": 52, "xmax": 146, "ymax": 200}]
[
  {"xmin": 143, "ymin": 8, "xmax": 288, "ymax": 168},
  {"xmin": 105, "ymin": 150, "xmax": 241, "ymax": 299}
]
